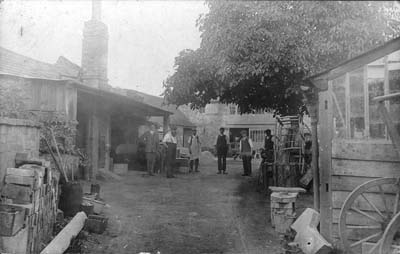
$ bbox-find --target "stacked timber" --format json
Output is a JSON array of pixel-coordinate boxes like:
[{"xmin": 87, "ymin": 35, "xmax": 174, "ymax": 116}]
[{"xmin": 0, "ymin": 162, "xmax": 60, "ymax": 254}]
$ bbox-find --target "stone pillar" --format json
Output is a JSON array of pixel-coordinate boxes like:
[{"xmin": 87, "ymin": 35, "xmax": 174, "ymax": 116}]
[{"xmin": 81, "ymin": 0, "xmax": 108, "ymax": 89}]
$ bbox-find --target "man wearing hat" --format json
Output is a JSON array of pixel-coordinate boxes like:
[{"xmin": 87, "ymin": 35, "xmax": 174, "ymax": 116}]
[
  {"xmin": 140, "ymin": 122, "xmax": 159, "ymax": 176},
  {"xmin": 240, "ymin": 130, "xmax": 253, "ymax": 176},
  {"xmin": 188, "ymin": 128, "xmax": 201, "ymax": 172},
  {"xmin": 215, "ymin": 127, "xmax": 229, "ymax": 174},
  {"xmin": 162, "ymin": 125, "xmax": 178, "ymax": 178}
]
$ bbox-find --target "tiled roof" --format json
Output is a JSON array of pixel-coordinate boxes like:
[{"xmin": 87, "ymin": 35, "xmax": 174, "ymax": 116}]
[
  {"xmin": 0, "ymin": 47, "xmax": 82, "ymax": 80},
  {"xmin": 0, "ymin": 47, "xmax": 62, "ymax": 79}
]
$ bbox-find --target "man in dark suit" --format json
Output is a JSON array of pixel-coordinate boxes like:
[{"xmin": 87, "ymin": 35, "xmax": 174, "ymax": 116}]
[
  {"xmin": 215, "ymin": 127, "xmax": 229, "ymax": 174},
  {"xmin": 140, "ymin": 123, "xmax": 159, "ymax": 176}
]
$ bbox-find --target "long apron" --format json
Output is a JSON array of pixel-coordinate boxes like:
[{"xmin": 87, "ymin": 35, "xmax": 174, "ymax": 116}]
[
  {"xmin": 189, "ymin": 136, "xmax": 201, "ymax": 161},
  {"xmin": 166, "ymin": 142, "xmax": 177, "ymax": 177}
]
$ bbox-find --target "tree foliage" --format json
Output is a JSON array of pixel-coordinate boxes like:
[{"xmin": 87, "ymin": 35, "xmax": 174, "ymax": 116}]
[{"xmin": 163, "ymin": 1, "xmax": 400, "ymax": 115}]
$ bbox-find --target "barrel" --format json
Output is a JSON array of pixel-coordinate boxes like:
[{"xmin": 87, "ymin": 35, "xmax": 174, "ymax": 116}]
[{"xmin": 59, "ymin": 182, "xmax": 83, "ymax": 217}]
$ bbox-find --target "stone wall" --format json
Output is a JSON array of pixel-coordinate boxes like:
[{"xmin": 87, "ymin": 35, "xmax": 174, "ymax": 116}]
[
  {"xmin": 0, "ymin": 118, "xmax": 40, "ymax": 188},
  {"xmin": 179, "ymin": 105, "xmax": 225, "ymax": 150}
]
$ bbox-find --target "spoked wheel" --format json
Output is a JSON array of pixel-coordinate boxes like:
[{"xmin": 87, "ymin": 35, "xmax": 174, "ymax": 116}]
[
  {"xmin": 380, "ymin": 212, "xmax": 400, "ymax": 254},
  {"xmin": 339, "ymin": 178, "xmax": 400, "ymax": 254}
]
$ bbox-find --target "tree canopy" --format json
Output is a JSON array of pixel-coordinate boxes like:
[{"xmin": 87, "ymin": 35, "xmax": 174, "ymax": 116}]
[{"xmin": 163, "ymin": 1, "xmax": 400, "ymax": 115}]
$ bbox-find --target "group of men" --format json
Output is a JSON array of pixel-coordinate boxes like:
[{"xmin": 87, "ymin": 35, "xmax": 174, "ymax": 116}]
[
  {"xmin": 141, "ymin": 122, "xmax": 275, "ymax": 178},
  {"xmin": 215, "ymin": 128, "xmax": 274, "ymax": 176},
  {"xmin": 140, "ymin": 122, "xmax": 201, "ymax": 178}
]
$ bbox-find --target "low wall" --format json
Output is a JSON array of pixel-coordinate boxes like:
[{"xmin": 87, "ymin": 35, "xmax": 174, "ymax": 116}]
[{"xmin": 0, "ymin": 118, "xmax": 40, "ymax": 188}]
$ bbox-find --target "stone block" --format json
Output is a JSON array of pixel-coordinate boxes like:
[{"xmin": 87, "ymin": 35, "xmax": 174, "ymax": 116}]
[
  {"xmin": 1, "ymin": 184, "xmax": 33, "ymax": 204},
  {"xmin": 0, "ymin": 226, "xmax": 28, "ymax": 254},
  {"xmin": 291, "ymin": 208, "xmax": 320, "ymax": 232},
  {"xmin": 291, "ymin": 208, "xmax": 332, "ymax": 254}
]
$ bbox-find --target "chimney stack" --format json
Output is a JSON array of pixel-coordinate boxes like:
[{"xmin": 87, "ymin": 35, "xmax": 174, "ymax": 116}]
[{"xmin": 81, "ymin": 0, "xmax": 108, "ymax": 89}]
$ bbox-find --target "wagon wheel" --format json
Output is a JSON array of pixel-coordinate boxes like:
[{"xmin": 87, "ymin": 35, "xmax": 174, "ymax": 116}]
[
  {"xmin": 339, "ymin": 178, "xmax": 400, "ymax": 254},
  {"xmin": 380, "ymin": 211, "xmax": 400, "ymax": 254}
]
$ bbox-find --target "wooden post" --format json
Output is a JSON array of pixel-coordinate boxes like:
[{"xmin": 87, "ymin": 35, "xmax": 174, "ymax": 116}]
[
  {"xmin": 318, "ymin": 90, "xmax": 333, "ymax": 241},
  {"xmin": 309, "ymin": 104, "xmax": 320, "ymax": 212},
  {"xmin": 40, "ymin": 212, "xmax": 87, "ymax": 254}
]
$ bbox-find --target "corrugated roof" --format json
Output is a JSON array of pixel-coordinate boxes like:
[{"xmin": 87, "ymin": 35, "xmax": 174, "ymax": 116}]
[{"xmin": 127, "ymin": 90, "xmax": 195, "ymax": 127}]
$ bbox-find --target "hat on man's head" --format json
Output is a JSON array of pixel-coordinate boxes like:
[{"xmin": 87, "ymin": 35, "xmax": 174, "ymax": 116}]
[
  {"xmin": 240, "ymin": 130, "xmax": 248, "ymax": 135},
  {"xmin": 170, "ymin": 125, "xmax": 177, "ymax": 131}
]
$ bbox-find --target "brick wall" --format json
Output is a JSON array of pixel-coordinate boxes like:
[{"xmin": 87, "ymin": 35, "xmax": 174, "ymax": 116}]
[{"xmin": 0, "ymin": 118, "xmax": 40, "ymax": 188}]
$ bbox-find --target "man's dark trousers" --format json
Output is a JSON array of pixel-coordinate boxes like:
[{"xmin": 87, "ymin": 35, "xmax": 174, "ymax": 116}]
[
  {"xmin": 166, "ymin": 142, "xmax": 177, "ymax": 177},
  {"xmin": 242, "ymin": 155, "xmax": 252, "ymax": 175},
  {"xmin": 217, "ymin": 152, "xmax": 227, "ymax": 172}
]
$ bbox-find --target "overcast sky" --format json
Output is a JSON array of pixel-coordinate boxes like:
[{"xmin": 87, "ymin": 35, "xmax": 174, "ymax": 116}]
[{"xmin": 0, "ymin": 0, "xmax": 208, "ymax": 96}]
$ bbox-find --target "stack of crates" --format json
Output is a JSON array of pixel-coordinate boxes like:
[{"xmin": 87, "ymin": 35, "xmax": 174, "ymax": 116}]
[{"xmin": 0, "ymin": 162, "xmax": 60, "ymax": 254}]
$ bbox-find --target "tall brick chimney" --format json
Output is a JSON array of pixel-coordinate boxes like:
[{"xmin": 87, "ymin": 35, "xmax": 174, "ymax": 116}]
[{"xmin": 81, "ymin": 0, "xmax": 108, "ymax": 89}]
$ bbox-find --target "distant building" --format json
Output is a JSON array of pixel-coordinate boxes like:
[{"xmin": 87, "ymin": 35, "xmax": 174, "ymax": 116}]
[
  {"xmin": 0, "ymin": 1, "xmax": 171, "ymax": 181},
  {"xmin": 204, "ymin": 101, "xmax": 276, "ymax": 150}
]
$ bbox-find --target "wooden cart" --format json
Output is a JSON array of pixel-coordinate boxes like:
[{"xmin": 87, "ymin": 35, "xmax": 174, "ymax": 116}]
[{"xmin": 339, "ymin": 93, "xmax": 400, "ymax": 254}]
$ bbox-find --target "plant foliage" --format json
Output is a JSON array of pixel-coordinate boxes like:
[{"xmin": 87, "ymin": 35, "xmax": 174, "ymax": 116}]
[{"xmin": 163, "ymin": 1, "xmax": 400, "ymax": 115}]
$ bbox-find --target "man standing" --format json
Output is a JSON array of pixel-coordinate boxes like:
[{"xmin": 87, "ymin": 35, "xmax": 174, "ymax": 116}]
[
  {"xmin": 163, "ymin": 125, "xmax": 178, "ymax": 178},
  {"xmin": 264, "ymin": 129, "xmax": 274, "ymax": 163},
  {"xmin": 140, "ymin": 123, "xmax": 159, "ymax": 176},
  {"xmin": 188, "ymin": 128, "xmax": 201, "ymax": 173},
  {"xmin": 215, "ymin": 127, "xmax": 229, "ymax": 174},
  {"xmin": 240, "ymin": 130, "xmax": 253, "ymax": 176}
]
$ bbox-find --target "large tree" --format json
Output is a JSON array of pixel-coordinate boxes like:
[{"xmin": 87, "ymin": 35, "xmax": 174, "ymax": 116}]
[{"xmin": 163, "ymin": 1, "xmax": 400, "ymax": 115}]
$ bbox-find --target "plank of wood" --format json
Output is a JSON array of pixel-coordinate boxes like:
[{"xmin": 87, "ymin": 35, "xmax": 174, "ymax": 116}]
[
  {"xmin": 4, "ymin": 175, "xmax": 35, "ymax": 187},
  {"xmin": 332, "ymin": 158, "xmax": 400, "ymax": 178},
  {"xmin": 331, "ymin": 175, "xmax": 399, "ymax": 193},
  {"xmin": 268, "ymin": 186, "xmax": 306, "ymax": 193},
  {"xmin": 318, "ymin": 90, "xmax": 333, "ymax": 241},
  {"xmin": 332, "ymin": 139, "xmax": 400, "ymax": 161},
  {"xmin": 332, "ymin": 223, "xmax": 381, "ymax": 242},
  {"xmin": 40, "ymin": 211, "xmax": 87, "ymax": 254},
  {"xmin": 332, "ymin": 191, "xmax": 396, "ymax": 210}
]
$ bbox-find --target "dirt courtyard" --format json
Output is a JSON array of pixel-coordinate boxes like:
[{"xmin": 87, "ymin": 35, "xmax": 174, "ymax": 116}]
[{"xmin": 80, "ymin": 159, "xmax": 313, "ymax": 254}]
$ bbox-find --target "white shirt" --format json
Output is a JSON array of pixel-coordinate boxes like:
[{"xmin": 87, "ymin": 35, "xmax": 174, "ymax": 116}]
[
  {"xmin": 163, "ymin": 132, "xmax": 177, "ymax": 144},
  {"xmin": 239, "ymin": 137, "xmax": 253, "ymax": 152}
]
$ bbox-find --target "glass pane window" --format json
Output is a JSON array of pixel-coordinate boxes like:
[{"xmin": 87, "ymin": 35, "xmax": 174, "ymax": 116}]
[
  {"xmin": 368, "ymin": 62, "xmax": 385, "ymax": 138},
  {"xmin": 229, "ymin": 104, "xmax": 237, "ymax": 115},
  {"xmin": 349, "ymin": 68, "xmax": 365, "ymax": 139},
  {"xmin": 332, "ymin": 75, "xmax": 346, "ymax": 138},
  {"xmin": 388, "ymin": 50, "xmax": 400, "ymax": 136},
  {"xmin": 250, "ymin": 129, "xmax": 264, "ymax": 143}
]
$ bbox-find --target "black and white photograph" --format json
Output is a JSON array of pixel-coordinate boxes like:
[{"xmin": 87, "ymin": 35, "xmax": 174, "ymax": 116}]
[{"xmin": 0, "ymin": 1, "xmax": 400, "ymax": 253}]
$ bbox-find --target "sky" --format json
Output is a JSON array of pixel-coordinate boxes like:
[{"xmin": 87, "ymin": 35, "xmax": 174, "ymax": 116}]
[{"xmin": 0, "ymin": 0, "xmax": 208, "ymax": 96}]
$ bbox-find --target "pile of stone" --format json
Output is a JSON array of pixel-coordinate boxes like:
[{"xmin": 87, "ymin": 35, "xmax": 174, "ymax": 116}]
[{"xmin": 0, "ymin": 158, "xmax": 59, "ymax": 254}]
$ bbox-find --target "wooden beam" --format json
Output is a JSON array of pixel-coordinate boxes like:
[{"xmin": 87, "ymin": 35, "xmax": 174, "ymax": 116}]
[
  {"xmin": 309, "ymin": 37, "xmax": 400, "ymax": 82},
  {"xmin": 40, "ymin": 212, "xmax": 87, "ymax": 254},
  {"xmin": 372, "ymin": 92, "xmax": 400, "ymax": 103},
  {"xmin": 318, "ymin": 90, "xmax": 333, "ymax": 241}
]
